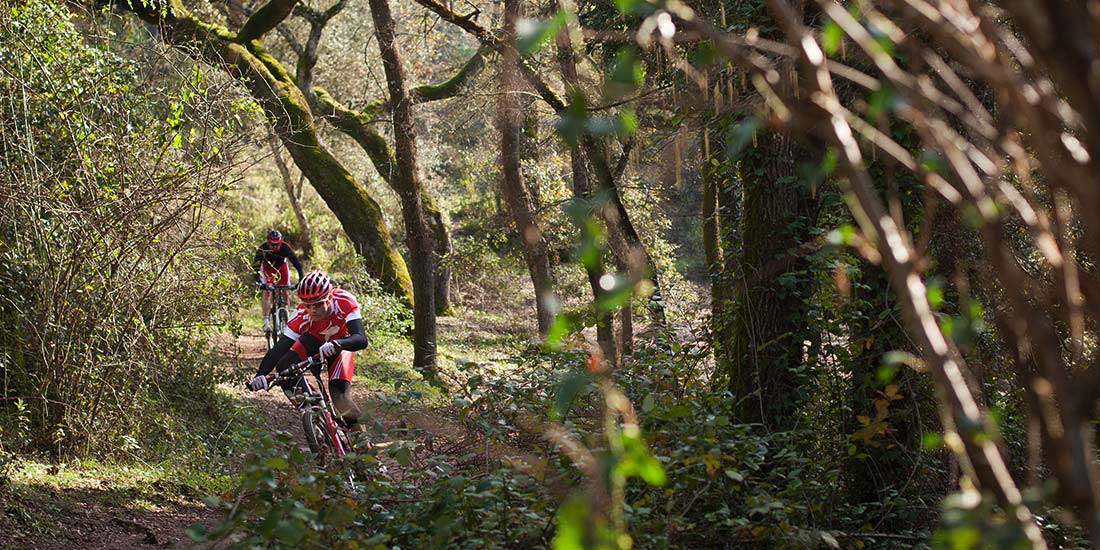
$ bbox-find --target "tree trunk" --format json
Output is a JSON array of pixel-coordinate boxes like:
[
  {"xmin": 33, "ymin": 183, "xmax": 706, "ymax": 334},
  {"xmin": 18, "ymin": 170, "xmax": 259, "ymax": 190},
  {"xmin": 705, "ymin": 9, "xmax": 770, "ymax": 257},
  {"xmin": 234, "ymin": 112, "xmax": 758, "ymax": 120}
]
[
  {"xmin": 499, "ymin": 0, "xmax": 556, "ymax": 336},
  {"xmin": 310, "ymin": 90, "xmax": 454, "ymax": 315},
  {"xmin": 727, "ymin": 129, "xmax": 817, "ymax": 427},
  {"xmin": 367, "ymin": 0, "xmax": 438, "ymax": 376},
  {"xmin": 268, "ymin": 132, "xmax": 314, "ymax": 260},
  {"xmin": 424, "ymin": 200, "xmax": 453, "ymax": 315},
  {"xmin": 570, "ymin": 150, "xmax": 617, "ymax": 365},
  {"xmin": 620, "ymin": 306, "xmax": 633, "ymax": 357},
  {"xmin": 702, "ymin": 123, "xmax": 737, "ymax": 382},
  {"xmin": 110, "ymin": 0, "xmax": 414, "ymax": 305},
  {"xmin": 554, "ymin": 8, "xmax": 664, "ymax": 332}
]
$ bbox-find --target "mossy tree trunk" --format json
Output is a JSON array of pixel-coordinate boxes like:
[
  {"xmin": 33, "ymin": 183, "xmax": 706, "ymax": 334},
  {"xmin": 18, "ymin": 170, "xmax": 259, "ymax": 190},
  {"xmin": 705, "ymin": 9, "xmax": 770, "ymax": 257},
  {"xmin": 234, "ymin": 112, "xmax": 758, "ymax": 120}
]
[
  {"xmin": 312, "ymin": 90, "xmax": 454, "ymax": 315},
  {"xmin": 367, "ymin": 0, "xmax": 438, "ymax": 376},
  {"xmin": 702, "ymin": 122, "xmax": 739, "ymax": 384},
  {"xmin": 107, "ymin": 0, "xmax": 414, "ymax": 305},
  {"xmin": 571, "ymin": 150, "xmax": 618, "ymax": 364}
]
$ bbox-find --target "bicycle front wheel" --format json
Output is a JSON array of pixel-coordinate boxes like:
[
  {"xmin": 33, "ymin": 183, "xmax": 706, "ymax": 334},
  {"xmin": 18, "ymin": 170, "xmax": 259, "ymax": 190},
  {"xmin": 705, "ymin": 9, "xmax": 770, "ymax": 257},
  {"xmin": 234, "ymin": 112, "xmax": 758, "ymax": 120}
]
[
  {"xmin": 301, "ymin": 410, "xmax": 329, "ymax": 463},
  {"xmin": 276, "ymin": 307, "xmax": 289, "ymax": 336}
]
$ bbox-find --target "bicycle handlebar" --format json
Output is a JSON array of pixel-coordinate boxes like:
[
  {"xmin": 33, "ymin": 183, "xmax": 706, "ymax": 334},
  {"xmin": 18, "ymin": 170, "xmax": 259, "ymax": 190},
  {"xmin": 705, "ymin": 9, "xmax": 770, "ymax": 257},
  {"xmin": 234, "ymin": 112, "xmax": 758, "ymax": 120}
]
[
  {"xmin": 258, "ymin": 283, "xmax": 298, "ymax": 290},
  {"xmin": 244, "ymin": 354, "xmax": 323, "ymax": 391}
]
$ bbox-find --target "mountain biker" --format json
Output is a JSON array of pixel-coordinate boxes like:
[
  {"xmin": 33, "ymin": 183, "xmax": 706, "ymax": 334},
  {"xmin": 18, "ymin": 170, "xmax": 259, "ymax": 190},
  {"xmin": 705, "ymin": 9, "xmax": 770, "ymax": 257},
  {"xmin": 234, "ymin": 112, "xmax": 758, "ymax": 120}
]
[
  {"xmin": 249, "ymin": 270, "xmax": 367, "ymax": 436},
  {"xmin": 253, "ymin": 229, "xmax": 305, "ymax": 333}
]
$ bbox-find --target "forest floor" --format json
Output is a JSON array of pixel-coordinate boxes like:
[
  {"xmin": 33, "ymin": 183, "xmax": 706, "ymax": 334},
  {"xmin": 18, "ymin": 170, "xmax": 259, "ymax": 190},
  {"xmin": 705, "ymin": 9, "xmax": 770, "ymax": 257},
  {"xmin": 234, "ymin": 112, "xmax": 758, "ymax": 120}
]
[{"xmin": 1, "ymin": 299, "xmax": 537, "ymax": 550}]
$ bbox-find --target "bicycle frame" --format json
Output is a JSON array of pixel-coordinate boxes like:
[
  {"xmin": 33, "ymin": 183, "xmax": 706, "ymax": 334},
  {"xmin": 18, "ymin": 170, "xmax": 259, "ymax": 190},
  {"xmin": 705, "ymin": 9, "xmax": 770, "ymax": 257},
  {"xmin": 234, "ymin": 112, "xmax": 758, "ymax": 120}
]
[
  {"xmin": 269, "ymin": 355, "xmax": 350, "ymax": 459},
  {"xmin": 261, "ymin": 284, "xmax": 296, "ymax": 349}
]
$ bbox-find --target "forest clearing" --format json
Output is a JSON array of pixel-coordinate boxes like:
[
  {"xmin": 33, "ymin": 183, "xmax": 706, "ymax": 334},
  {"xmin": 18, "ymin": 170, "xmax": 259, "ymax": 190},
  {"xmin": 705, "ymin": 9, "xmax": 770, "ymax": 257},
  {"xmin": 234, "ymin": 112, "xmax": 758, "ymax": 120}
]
[{"xmin": 3, "ymin": 0, "xmax": 1100, "ymax": 548}]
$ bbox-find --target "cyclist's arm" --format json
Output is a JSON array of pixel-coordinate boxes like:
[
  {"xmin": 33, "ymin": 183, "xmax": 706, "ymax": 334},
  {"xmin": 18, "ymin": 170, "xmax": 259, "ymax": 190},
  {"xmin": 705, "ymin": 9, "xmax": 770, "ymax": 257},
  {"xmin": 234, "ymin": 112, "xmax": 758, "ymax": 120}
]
[
  {"xmin": 257, "ymin": 336, "xmax": 295, "ymax": 376},
  {"xmin": 284, "ymin": 244, "xmax": 305, "ymax": 281},
  {"xmin": 333, "ymin": 318, "xmax": 367, "ymax": 352}
]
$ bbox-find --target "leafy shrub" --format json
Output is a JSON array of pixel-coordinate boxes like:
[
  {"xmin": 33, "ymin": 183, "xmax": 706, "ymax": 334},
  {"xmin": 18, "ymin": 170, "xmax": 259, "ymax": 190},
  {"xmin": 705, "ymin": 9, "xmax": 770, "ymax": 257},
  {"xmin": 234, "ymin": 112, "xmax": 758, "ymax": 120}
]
[
  {"xmin": 332, "ymin": 260, "xmax": 413, "ymax": 341},
  {"xmin": 446, "ymin": 235, "xmax": 526, "ymax": 310},
  {"xmin": 0, "ymin": 1, "xmax": 252, "ymax": 457}
]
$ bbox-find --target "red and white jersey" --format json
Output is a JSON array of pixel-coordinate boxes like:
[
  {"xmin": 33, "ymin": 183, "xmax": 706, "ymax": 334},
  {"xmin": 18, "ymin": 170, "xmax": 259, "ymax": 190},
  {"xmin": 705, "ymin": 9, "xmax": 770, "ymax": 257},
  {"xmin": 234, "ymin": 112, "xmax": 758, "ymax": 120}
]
[{"xmin": 283, "ymin": 289, "xmax": 362, "ymax": 342}]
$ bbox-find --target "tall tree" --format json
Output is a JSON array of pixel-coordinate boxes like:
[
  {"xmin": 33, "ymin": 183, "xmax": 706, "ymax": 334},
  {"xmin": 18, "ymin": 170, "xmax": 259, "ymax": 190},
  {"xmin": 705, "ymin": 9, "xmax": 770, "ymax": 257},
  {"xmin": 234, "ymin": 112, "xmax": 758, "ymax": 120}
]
[
  {"xmin": 725, "ymin": 129, "xmax": 820, "ymax": 425},
  {"xmin": 498, "ymin": 0, "xmax": 556, "ymax": 336},
  {"xmin": 412, "ymin": 0, "xmax": 670, "ymax": 349},
  {"xmin": 105, "ymin": 0, "xmax": 415, "ymax": 304},
  {"xmin": 701, "ymin": 118, "xmax": 737, "ymax": 386},
  {"xmin": 276, "ymin": 1, "xmax": 472, "ymax": 314},
  {"xmin": 553, "ymin": 0, "xmax": 669, "ymax": 336},
  {"xmin": 366, "ymin": 0, "xmax": 438, "ymax": 375}
]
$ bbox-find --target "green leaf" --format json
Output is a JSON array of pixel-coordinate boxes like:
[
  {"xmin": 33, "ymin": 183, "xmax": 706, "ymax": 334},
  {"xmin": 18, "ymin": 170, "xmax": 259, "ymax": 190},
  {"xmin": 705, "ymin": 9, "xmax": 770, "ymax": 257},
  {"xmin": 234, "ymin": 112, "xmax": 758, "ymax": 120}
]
[
  {"xmin": 641, "ymin": 394, "xmax": 656, "ymax": 413},
  {"xmin": 922, "ymin": 432, "xmax": 943, "ymax": 450},
  {"xmin": 876, "ymin": 364, "xmax": 899, "ymax": 384},
  {"xmin": 867, "ymin": 86, "xmax": 897, "ymax": 119},
  {"xmin": 724, "ymin": 118, "xmax": 760, "ymax": 159},
  {"xmin": 618, "ymin": 427, "xmax": 667, "ymax": 486},
  {"xmin": 826, "ymin": 224, "xmax": 856, "ymax": 246},
  {"xmin": 517, "ymin": 12, "xmax": 568, "ymax": 56},
  {"xmin": 867, "ymin": 22, "xmax": 895, "ymax": 56},
  {"xmin": 555, "ymin": 92, "xmax": 589, "ymax": 147},
  {"xmin": 822, "ymin": 21, "xmax": 843, "ymax": 55},
  {"xmin": 927, "ymin": 286, "xmax": 943, "ymax": 308},
  {"xmin": 595, "ymin": 273, "xmax": 634, "ymax": 312},
  {"xmin": 544, "ymin": 312, "xmax": 579, "ymax": 350},
  {"xmin": 553, "ymin": 372, "xmax": 592, "ymax": 420},
  {"xmin": 724, "ymin": 469, "xmax": 744, "ymax": 482},
  {"xmin": 273, "ymin": 519, "xmax": 306, "ymax": 544},
  {"xmin": 390, "ymin": 445, "xmax": 412, "ymax": 466},
  {"xmin": 612, "ymin": 0, "xmax": 640, "ymax": 14},
  {"xmin": 184, "ymin": 522, "xmax": 208, "ymax": 542},
  {"xmin": 551, "ymin": 497, "xmax": 588, "ymax": 550},
  {"xmin": 918, "ymin": 150, "xmax": 944, "ymax": 174},
  {"xmin": 605, "ymin": 47, "xmax": 644, "ymax": 100}
]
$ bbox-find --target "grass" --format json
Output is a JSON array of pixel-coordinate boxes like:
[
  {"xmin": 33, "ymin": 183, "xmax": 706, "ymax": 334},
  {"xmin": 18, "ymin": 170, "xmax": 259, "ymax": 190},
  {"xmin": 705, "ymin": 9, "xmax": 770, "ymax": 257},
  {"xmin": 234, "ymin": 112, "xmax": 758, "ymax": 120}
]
[
  {"xmin": 0, "ymin": 283, "xmax": 540, "ymax": 545},
  {"xmin": 0, "ymin": 381, "xmax": 270, "ymax": 546},
  {"xmin": 238, "ymin": 300, "xmax": 266, "ymax": 333}
]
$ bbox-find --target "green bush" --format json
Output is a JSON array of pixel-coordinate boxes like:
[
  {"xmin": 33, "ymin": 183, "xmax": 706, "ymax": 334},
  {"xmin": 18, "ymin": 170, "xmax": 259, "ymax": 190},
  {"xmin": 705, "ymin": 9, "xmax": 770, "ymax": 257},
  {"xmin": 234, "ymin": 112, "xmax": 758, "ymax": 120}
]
[{"xmin": 0, "ymin": 0, "xmax": 251, "ymax": 458}]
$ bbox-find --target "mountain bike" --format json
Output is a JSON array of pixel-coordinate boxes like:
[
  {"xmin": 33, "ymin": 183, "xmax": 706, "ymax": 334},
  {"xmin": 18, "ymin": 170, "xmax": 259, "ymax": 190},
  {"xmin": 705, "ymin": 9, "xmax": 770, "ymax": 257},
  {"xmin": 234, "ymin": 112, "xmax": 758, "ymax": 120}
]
[
  {"xmin": 261, "ymin": 284, "xmax": 296, "ymax": 349},
  {"xmin": 251, "ymin": 354, "xmax": 358, "ymax": 490}
]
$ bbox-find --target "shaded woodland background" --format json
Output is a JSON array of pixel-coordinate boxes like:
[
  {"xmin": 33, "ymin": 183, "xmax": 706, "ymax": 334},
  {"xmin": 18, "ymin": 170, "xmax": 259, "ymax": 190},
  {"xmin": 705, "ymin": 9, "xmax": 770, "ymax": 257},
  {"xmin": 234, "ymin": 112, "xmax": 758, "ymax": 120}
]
[{"xmin": 3, "ymin": 0, "xmax": 1100, "ymax": 547}]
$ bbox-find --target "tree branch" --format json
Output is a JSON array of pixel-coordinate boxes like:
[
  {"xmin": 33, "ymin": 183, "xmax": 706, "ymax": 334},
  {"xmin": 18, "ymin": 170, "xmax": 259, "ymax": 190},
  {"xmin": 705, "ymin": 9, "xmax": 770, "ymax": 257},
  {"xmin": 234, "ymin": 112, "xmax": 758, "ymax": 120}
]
[
  {"xmin": 313, "ymin": 87, "xmax": 397, "ymax": 183},
  {"xmin": 410, "ymin": 46, "xmax": 490, "ymax": 104},
  {"xmin": 236, "ymin": 0, "xmax": 299, "ymax": 44},
  {"xmin": 412, "ymin": 0, "xmax": 568, "ymax": 111}
]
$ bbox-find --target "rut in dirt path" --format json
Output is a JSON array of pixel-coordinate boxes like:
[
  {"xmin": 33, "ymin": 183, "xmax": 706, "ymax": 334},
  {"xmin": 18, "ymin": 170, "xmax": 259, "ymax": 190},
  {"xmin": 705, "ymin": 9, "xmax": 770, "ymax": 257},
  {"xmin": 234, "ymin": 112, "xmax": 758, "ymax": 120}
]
[{"xmin": 228, "ymin": 319, "xmax": 549, "ymax": 485}]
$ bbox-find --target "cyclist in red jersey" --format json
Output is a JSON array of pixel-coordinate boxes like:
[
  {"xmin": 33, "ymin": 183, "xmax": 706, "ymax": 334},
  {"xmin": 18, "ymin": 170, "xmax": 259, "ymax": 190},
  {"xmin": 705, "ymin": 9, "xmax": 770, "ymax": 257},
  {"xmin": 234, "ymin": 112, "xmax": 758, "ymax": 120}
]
[
  {"xmin": 250, "ymin": 271, "xmax": 367, "ymax": 434},
  {"xmin": 253, "ymin": 229, "xmax": 305, "ymax": 332}
]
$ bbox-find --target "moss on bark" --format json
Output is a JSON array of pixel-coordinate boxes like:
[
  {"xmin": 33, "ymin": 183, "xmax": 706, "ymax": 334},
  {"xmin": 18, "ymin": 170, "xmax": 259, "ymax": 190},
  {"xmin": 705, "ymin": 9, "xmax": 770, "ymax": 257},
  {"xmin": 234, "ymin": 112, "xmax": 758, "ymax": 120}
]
[
  {"xmin": 109, "ymin": 0, "xmax": 415, "ymax": 306},
  {"xmin": 315, "ymin": 86, "xmax": 453, "ymax": 314}
]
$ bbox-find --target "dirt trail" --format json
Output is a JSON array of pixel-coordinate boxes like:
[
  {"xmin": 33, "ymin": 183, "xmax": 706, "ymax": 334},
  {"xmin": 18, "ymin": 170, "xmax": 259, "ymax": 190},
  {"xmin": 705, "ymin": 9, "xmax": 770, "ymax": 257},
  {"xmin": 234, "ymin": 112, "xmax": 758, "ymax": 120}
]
[{"xmin": 11, "ymin": 314, "xmax": 532, "ymax": 550}]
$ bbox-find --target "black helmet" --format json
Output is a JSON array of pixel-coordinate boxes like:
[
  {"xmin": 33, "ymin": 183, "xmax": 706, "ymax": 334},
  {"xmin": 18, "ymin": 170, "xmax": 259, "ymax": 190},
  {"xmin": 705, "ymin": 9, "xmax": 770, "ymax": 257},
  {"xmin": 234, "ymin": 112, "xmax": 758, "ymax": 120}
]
[{"xmin": 267, "ymin": 229, "xmax": 282, "ymax": 242}]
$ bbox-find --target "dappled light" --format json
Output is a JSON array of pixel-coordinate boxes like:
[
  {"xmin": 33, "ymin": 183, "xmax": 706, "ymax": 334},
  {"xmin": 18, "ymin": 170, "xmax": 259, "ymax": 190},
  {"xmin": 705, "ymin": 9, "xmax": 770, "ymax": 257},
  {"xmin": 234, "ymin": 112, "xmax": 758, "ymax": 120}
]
[{"xmin": 3, "ymin": 0, "xmax": 1099, "ymax": 547}]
